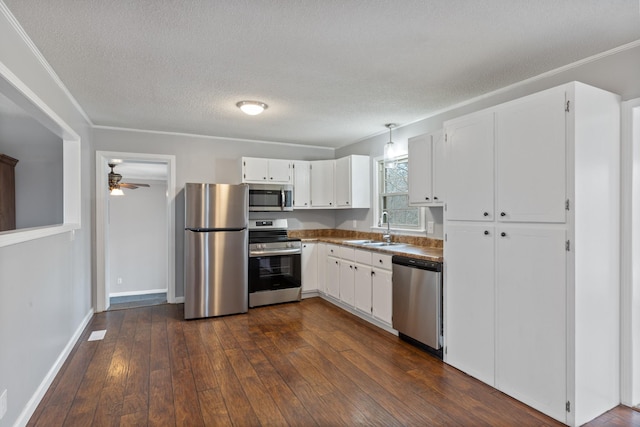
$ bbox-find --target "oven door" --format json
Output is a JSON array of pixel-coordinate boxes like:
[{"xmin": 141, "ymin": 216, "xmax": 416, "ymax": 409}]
[{"xmin": 248, "ymin": 252, "xmax": 301, "ymax": 293}]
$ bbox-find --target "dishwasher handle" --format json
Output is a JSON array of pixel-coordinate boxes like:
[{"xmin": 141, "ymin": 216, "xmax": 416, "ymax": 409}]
[{"xmin": 392, "ymin": 255, "xmax": 442, "ymax": 272}]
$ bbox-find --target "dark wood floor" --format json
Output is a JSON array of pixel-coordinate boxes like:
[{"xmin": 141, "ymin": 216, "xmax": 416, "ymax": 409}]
[{"xmin": 28, "ymin": 297, "xmax": 640, "ymax": 426}]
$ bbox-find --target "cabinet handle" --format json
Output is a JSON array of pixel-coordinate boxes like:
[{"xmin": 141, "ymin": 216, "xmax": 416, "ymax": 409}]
[
  {"xmin": 371, "ymin": 271, "xmax": 375, "ymax": 276},
  {"xmin": 500, "ymin": 212, "xmax": 506, "ymax": 217},
  {"xmin": 484, "ymin": 230, "xmax": 489, "ymax": 236},
  {"xmin": 501, "ymin": 232, "xmax": 507, "ymax": 237},
  {"xmin": 483, "ymin": 212, "xmax": 489, "ymax": 217}
]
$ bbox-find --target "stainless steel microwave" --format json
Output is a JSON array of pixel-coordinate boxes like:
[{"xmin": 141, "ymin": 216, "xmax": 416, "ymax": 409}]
[{"xmin": 248, "ymin": 184, "xmax": 293, "ymax": 212}]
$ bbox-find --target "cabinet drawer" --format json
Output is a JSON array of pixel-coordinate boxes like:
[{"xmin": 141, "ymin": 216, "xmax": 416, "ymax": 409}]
[
  {"xmin": 338, "ymin": 246, "xmax": 355, "ymax": 261},
  {"xmin": 326, "ymin": 244, "xmax": 340, "ymax": 257},
  {"xmin": 372, "ymin": 253, "xmax": 392, "ymax": 270},
  {"xmin": 354, "ymin": 249, "xmax": 372, "ymax": 265}
]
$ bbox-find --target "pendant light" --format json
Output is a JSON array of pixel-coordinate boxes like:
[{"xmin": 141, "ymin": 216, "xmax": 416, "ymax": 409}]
[{"xmin": 384, "ymin": 123, "xmax": 398, "ymax": 169}]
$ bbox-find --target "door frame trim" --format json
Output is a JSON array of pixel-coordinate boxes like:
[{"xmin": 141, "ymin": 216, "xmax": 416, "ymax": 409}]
[{"xmin": 95, "ymin": 151, "xmax": 177, "ymax": 312}]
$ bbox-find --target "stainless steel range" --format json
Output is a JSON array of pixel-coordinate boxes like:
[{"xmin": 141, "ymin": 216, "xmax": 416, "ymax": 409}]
[{"xmin": 248, "ymin": 219, "xmax": 302, "ymax": 307}]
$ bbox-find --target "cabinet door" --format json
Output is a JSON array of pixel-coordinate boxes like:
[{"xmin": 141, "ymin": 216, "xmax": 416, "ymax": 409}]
[
  {"xmin": 495, "ymin": 226, "xmax": 566, "ymax": 422},
  {"xmin": 354, "ymin": 263, "xmax": 372, "ymax": 314},
  {"xmin": 267, "ymin": 159, "xmax": 291, "ymax": 183},
  {"xmin": 335, "ymin": 156, "xmax": 351, "ymax": 207},
  {"xmin": 444, "ymin": 223, "xmax": 495, "ymax": 385},
  {"xmin": 372, "ymin": 268, "xmax": 392, "ymax": 325},
  {"xmin": 408, "ymin": 133, "xmax": 433, "ymax": 205},
  {"xmin": 444, "ymin": 111, "xmax": 494, "ymax": 221},
  {"xmin": 301, "ymin": 242, "xmax": 317, "ymax": 293},
  {"xmin": 339, "ymin": 260, "xmax": 355, "ymax": 306},
  {"xmin": 317, "ymin": 243, "xmax": 327, "ymax": 294},
  {"xmin": 326, "ymin": 256, "xmax": 340, "ymax": 299},
  {"xmin": 495, "ymin": 87, "xmax": 566, "ymax": 223},
  {"xmin": 293, "ymin": 161, "xmax": 311, "ymax": 208},
  {"xmin": 242, "ymin": 157, "xmax": 268, "ymax": 182},
  {"xmin": 310, "ymin": 160, "xmax": 335, "ymax": 207},
  {"xmin": 431, "ymin": 130, "xmax": 445, "ymax": 204}
]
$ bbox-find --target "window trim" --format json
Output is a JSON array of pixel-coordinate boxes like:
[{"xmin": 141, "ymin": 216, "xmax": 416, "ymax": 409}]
[{"xmin": 371, "ymin": 155, "xmax": 426, "ymax": 233}]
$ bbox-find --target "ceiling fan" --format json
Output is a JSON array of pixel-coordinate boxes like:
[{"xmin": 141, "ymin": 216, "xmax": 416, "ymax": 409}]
[{"xmin": 108, "ymin": 163, "xmax": 150, "ymax": 194}]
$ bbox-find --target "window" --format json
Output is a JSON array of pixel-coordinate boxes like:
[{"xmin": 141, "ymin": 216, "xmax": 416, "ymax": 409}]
[{"xmin": 375, "ymin": 156, "xmax": 424, "ymax": 231}]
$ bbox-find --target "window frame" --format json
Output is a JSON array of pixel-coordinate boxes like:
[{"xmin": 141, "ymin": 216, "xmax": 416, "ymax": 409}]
[{"xmin": 372, "ymin": 155, "xmax": 425, "ymax": 233}]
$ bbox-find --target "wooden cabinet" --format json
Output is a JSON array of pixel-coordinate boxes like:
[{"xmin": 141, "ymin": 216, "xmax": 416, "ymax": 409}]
[
  {"xmin": 408, "ymin": 130, "xmax": 444, "ymax": 206},
  {"xmin": 301, "ymin": 242, "xmax": 318, "ymax": 294},
  {"xmin": 293, "ymin": 161, "xmax": 311, "ymax": 208},
  {"xmin": 443, "ymin": 82, "xmax": 620, "ymax": 426},
  {"xmin": 335, "ymin": 155, "xmax": 370, "ymax": 208},
  {"xmin": 0, "ymin": 154, "xmax": 18, "ymax": 232},
  {"xmin": 242, "ymin": 157, "xmax": 291, "ymax": 183},
  {"xmin": 310, "ymin": 160, "xmax": 335, "ymax": 207}
]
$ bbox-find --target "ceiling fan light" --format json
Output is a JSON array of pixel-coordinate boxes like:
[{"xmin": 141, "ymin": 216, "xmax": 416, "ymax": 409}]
[
  {"xmin": 236, "ymin": 100, "xmax": 268, "ymax": 115},
  {"xmin": 110, "ymin": 187, "xmax": 124, "ymax": 196},
  {"xmin": 384, "ymin": 123, "xmax": 398, "ymax": 169}
]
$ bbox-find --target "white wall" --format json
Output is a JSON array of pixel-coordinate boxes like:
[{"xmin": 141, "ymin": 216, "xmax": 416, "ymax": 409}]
[
  {"xmin": 335, "ymin": 44, "xmax": 640, "ymax": 239},
  {"xmin": 0, "ymin": 5, "xmax": 93, "ymax": 427},
  {"xmin": 93, "ymin": 128, "xmax": 338, "ymax": 298},
  {"xmin": 108, "ymin": 179, "xmax": 167, "ymax": 295}
]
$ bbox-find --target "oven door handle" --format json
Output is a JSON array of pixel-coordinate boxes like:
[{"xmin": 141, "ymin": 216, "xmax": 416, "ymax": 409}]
[{"xmin": 250, "ymin": 248, "xmax": 302, "ymax": 257}]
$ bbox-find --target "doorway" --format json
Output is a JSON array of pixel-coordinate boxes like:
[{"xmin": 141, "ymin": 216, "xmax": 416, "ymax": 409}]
[
  {"xmin": 621, "ymin": 99, "xmax": 640, "ymax": 408},
  {"xmin": 96, "ymin": 151, "xmax": 176, "ymax": 312}
]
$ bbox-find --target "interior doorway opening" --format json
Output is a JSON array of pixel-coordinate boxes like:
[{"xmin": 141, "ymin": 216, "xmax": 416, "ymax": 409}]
[{"xmin": 96, "ymin": 151, "xmax": 176, "ymax": 312}]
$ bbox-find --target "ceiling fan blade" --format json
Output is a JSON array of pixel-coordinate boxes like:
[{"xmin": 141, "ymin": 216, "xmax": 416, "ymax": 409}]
[
  {"xmin": 119, "ymin": 183, "xmax": 140, "ymax": 189},
  {"xmin": 122, "ymin": 182, "xmax": 150, "ymax": 187}
]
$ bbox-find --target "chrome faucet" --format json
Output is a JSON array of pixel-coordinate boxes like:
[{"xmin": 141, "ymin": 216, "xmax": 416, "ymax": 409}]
[{"xmin": 381, "ymin": 211, "xmax": 391, "ymax": 243}]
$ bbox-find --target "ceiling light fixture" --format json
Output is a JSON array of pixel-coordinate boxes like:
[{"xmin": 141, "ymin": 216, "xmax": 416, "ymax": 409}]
[
  {"xmin": 384, "ymin": 123, "xmax": 398, "ymax": 169},
  {"xmin": 236, "ymin": 100, "xmax": 268, "ymax": 115},
  {"xmin": 110, "ymin": 185, "xmax": 124, "ymax": 196}
]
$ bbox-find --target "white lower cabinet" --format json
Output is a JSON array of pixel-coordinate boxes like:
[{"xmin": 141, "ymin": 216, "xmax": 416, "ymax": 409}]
[
  {"xmin": 315, "ymin": 244, "xmax": 394, "ymax": 329},
  {"xmin": 316, "ymin": 243, "xmax": 327, "ymax": 294},
  {"xmin": 371, "ymin": 267, "xmax": 392, "ymax": 325},
  {"xmin": 495, "ymin": 226, "xmax": 567, "ymax": 421},
  {"xmin": 444, "ymin": 223, "xmax": 495, "ymax": 386},
  {"xmin": 301, "ymin": 242, "xmax": 318, "ymax": 294}
]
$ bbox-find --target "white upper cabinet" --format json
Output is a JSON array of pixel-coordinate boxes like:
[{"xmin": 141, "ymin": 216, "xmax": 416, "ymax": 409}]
[
  {"xmin": 495, "ymin": 87, "xmax": 566, "ymax": 223},
  {"xmin": 408, "ymin": 130, "xmax": 444, "ymax": 206},
  {"xmin": 335, "ymin": 155, "xmax": 370, "ymax": 208},
  {"xmin": 292, "ymin": 161, "xmax": 311, "ymax": 208},
  {"xmin": 310, "ymin": 160, "xmax": 335, "ymax": 207},
  {"xmin": 444, "ymin": 111, "xmax": 495, "ymax": 221},
  {"xmin": 242, "ymin": 157, "xmax": 291, "ymax": 183}
]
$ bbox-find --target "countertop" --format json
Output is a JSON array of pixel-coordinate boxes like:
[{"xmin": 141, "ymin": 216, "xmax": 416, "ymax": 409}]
[{"xmin": 299, "ymin": 236, "xmax": 443, "ymax": 263}]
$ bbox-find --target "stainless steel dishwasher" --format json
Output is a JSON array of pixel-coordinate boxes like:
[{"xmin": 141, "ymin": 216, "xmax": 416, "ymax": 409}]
[{"xmin": 392, "ymin": 255, "xmax": 443, "ymax": 357}]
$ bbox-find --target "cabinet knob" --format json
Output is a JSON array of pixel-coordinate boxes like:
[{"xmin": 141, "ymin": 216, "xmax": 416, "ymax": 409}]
[
  {"xmin": 371, "ymin": 271, "xmax": 375, "ymax": 276},
  {"xmin": 346, "ymin": 201, "xmax": 349, "ymax": 204},
  {"xmin": 501, "ymin": 232, "xmax": 507, "ymax": 237},
  {"xmin": 500, "ymin": 212, "xmax": 506, "ymax": 217},
  {"xmin": 269, "ymin": 177, "xmax": 273, "ymax": 180},
  {"xmin": 484, "ymin": 230, "xmax": 489, "ymax": 236},
  {"xmin": 434, "ymin": 197, "xmax": 438, "ymax": 200},
  {"xmin": 335, "ymin": 260, "xmax": 339, "ymax": 264},
  {"xmin": 483, "ymin": 212, "xmax": 489, "ymax": 217},
  {"xmin": 329, "ymin": 202, "xmax": 332, "ymax": 206},
  {"xmin": 354, "ymin": 266, "xmax": 357, "ymax": 270},
  {"xmin": 379, "ymin": 259, "xmax": 383, "ymax": 263},
  {"xmin": 425, "ymin": 197, "xmax": 430, "ymax": 200},
  {"xmin": 350, "ymin": 265, "xmax": 353, "ymax": 269},
  {"xmin": 305, "ymin": 202, "xmax": 308, "ymax": 205}
]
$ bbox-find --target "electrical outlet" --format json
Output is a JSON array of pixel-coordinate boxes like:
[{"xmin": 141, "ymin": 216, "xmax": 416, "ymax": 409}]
[
  {"xmin": 427, "ymin": 221, "xmax": 435, "ymax": 234},
  {"xmin": 0, "ymin": 389, "xmax": 7, "ymax": 420},
  {"xmin": 117, "ymin": 277, "xmax": 122, "ymax": 284}
]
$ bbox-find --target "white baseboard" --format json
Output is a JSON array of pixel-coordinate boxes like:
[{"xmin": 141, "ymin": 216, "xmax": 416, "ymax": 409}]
[
  {"xmin": 318, "ymin": 294, "xmax": 398, "ymax": 336},
  {"xmin": 14, "ymin": 308, "xmax": 94, "ymax": 427},
  {"xmin": 109, "ymin": 288, "xmax": 167, "ymax": 297},
  {"xmin": 173, "ymin": 296, "xmax": 184, "ymax": 303}
]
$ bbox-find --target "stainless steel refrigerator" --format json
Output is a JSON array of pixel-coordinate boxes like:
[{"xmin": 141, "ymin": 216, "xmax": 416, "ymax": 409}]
[{"xmin": 184, "ymin": 183, "xmax": 248, "ymax": 319}]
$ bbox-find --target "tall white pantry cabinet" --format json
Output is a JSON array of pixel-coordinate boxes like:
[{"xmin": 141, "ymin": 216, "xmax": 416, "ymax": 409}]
[{"xmin": 443, "ymin": 82, "xmax": 620, "ymax": 426}]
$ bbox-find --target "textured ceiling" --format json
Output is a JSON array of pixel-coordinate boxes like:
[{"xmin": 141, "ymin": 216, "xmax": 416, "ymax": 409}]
[{"xmin": 3, "ymin": 0, "xmax": 640, "ymax": 148}]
